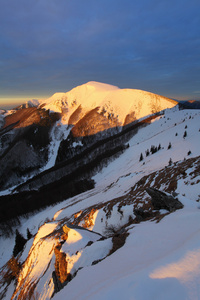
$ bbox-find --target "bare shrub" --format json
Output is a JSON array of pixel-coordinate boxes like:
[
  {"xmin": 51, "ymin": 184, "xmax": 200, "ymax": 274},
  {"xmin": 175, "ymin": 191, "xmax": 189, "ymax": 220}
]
[{"xmin": 103, "ymin": 224, "xmax": 121, "ymax": 237}]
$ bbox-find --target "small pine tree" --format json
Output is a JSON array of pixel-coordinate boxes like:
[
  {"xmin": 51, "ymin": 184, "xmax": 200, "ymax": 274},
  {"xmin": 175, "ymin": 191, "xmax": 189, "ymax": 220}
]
[
  {"xmin": 187, "ymin": 150, "xmax": 191, "ymax": 155},
  {"xmin": 139, "ymin": 153, "xmax": 143, "ymax": 161},
  {"xmin": 158, "ymin": 144, "xmax": 161, "ymax": 151},
  {"xmin": 27, "ymin": 228, "xmax": 32, "ymax": 240},
  {"xmin": 150, "ymin": 145, "xmax": 157, "ymax": 154},
  {"xmin": 168, "ymin": 142, "xmax": 172, "ymax": 150},
  {"xmin": 13, "ymin": 230, "xmax": 27, "ymax": 257},
  {"xmin": 183, "ymin": 131, "xmax": 187, "ymax": 138},
  {"xmin": 146, "ymin": 149, "xmax": 150, "ymax": 157},
  {"xmin": 185, "ymin": 125, "xmax": 187, "ymax": 129},
  {"xmin": 168, "ymin": 158, "xmax": 173, "ymax": 166},
  {"xmin": 175, "ymin": 132, "xmax": 178, "ymax": 136}
]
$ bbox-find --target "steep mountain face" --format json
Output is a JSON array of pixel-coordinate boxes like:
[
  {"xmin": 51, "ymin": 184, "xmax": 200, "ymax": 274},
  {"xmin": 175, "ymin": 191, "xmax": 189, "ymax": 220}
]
[
  {"xmin": 0, "ymin": 105, "xmax": 200, "ymax": 300},
  {"xmin": 0, "ymin": 108, "xmax": 60, "ymax": 189},
  {"xmin": 0, "ymin": 82, "xmax": 177, "ymax": 191}
]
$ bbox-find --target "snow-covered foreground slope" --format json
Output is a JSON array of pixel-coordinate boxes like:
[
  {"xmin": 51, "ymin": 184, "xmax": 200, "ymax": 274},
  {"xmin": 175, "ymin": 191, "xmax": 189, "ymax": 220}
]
[
  {"xmin": 55, "ymin": 204, "xmax": 200, "ymax": 300},
  {"xmin": 0, "ymin": 107, "xmax": 200, "ymax": 299}
]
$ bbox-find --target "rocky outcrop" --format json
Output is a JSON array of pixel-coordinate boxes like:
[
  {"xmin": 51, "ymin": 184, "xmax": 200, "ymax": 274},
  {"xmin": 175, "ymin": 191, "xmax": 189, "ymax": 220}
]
[
  {"xmin": 82, "ymin": 208, "xmax": 97, "ymax": 228},
  {"xmin": 62, "ymin": 224, "xmax": 70, "ymax": 240},
  {"xmin": 146, "ymin": 187, "xmax": 183, "ymax": 212},
  {"xmin": 0, "ymin": 257, "xmax": 21, "ymax": 299},
  {"xmin": 54, "ymin": 243, "xmax": 68, "ymax": 284},
  {"xmin": 53, "ymin": 238, "xmax": 72, "ymax": 294},
  {"xmin": 133, "ymin": 208, "xmax": 152, "ymax": 222}
]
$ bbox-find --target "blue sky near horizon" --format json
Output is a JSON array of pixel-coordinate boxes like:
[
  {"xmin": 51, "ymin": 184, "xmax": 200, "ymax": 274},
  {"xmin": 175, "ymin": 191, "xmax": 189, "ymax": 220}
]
[{"xmin": 0, "ymin": 0, "xmax": 200, "ymax": 108}]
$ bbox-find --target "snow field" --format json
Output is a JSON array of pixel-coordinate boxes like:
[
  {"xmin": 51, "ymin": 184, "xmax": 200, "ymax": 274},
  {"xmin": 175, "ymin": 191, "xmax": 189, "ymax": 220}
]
[
  {"xmin": 1, "ymin": 107, "xmax": 200, "ymax": 299},
  {"xmin": 40, "ymin": 81, "xmax": 176, "ymax": 125},
  {"xmin": 54, "ymin": 199, "xmax": 200, "ymax": 300}
]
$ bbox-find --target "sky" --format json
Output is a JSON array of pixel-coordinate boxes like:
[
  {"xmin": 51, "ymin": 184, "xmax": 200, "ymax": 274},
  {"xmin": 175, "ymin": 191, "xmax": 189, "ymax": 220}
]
[{"xmin": 0, "ymin": 0, "xmax": 200, "ymax": 109}]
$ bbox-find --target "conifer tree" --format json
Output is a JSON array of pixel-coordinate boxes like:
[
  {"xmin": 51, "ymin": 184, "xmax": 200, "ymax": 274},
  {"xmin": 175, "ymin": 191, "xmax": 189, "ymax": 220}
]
[
  {"xmin": 139, "ymin": 153, "xmax": 143, "ymax": 161},
  {"xmin": 150, "ymin": 145, "xmax": 157, "ymax": 154},
  {"xmin": 150, "ymin": 145, "xmax": 154, "ymax": 154},
  {"xmin": 168, "ymin": 142, "xmax": 172, "ymax": 149},
  {"xmin": 13, "ymin": 229, "xmax": 27, "ymax": 257},
  {"xmin": 27, "ymin": 228, "xmax": 32, "ymax": 240}
]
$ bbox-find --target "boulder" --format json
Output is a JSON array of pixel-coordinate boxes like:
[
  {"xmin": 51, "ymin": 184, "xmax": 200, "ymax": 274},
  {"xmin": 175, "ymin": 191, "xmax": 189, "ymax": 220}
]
[{"xmin": 146, "ymin": 187, "xmax": 183, "ymax": 212}]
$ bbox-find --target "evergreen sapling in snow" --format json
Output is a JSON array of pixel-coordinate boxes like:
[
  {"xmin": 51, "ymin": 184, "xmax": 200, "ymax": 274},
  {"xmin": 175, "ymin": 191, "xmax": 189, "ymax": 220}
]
[{"xmin": 13, "ymin": 229, "xmax": 27, "ymax": 257}]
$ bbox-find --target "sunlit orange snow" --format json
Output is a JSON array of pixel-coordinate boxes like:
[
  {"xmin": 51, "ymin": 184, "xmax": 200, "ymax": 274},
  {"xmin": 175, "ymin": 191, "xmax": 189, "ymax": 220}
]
[{"xmin": 150, "ymin": 249, "xmax": 200, "ymax": 283}]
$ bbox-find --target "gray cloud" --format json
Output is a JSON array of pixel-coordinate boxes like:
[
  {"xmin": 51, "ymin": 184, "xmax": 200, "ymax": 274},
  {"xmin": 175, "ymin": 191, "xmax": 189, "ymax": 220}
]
[{"xmin": 0, "ymin": 0, "xmax": 200, "ymax": 102}]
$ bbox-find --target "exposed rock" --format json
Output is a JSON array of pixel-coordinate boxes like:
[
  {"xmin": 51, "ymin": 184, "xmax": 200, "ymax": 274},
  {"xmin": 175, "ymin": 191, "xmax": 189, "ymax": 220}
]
[
  {"xmin": 52, "ymin": 271, "xmax": 63, "ymax": 294},
  {"xmin": 133, "ymin": 208, "xmax": 152, "ymax": 222},
  {"xmin": 62, "ymin": 224, "xmax": 70, "ymax": 240},
  {"xmin": 146, "ymin": 187, "xmax": 183, "ymax": 212},
  {"xmin": 82, "ymin": 208, "xmax": 97, "ymax": 228},
  {"xmin": 63, "ymin": 224, "xmax": 70, "ymax": 235},
  {"xmin": 54, "ymin": 243, "xmax": 69, "ymax": 286},
  {"xmin": 108, "ymin": 231, "xmax": 129, "ymax": 256},
  {"xmin": 0, "ymin": 257, "xmax": 21, "ymax": 299}
]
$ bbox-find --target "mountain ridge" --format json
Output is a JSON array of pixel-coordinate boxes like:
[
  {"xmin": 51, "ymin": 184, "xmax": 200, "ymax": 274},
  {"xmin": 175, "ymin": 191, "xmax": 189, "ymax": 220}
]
[
  {"xmin": 0, "ymin": 104, "xmax": 200, "ymax": 300},
  {"xmin": 1, "ymin": 81, "xmax": 200, "ymax": 299},
  {"xmin": 37, "ymin": 81, "xmax": 177, "ymax": 125},
  {"xmin": 0, "ymin": 82, "xmax": 178, "ymax": 191}
]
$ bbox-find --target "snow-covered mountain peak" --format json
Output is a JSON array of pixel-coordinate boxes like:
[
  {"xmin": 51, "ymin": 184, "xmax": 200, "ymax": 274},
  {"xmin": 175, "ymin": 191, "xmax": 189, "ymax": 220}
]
[
  {"xmin": 83, "ymin": 81, "xmax": 120, "ymax": 91},
  {"xmin": 39, "ymin": 81, "xmax": 177, "ymax": 126},
  {"xmin": 39, "ymin": 82, "xmax": 119, "ymax": 112}
]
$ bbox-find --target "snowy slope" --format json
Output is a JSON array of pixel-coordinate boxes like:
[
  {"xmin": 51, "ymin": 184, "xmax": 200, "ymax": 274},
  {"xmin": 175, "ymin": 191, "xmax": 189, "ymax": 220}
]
[
  {"xmin": 55, "ymin": 205, "xmax": 200, "ymax": 300},
  {"xmin": 94, "ymin": 107, "xmax": 200, "ymax": 190},
  {"xmin": 54, "ymin": 108, "xmax": 200, "ymax": 300},
  {"xmin": 0, "ymin": 107, "xmax": 200, "ymax": 300}
]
